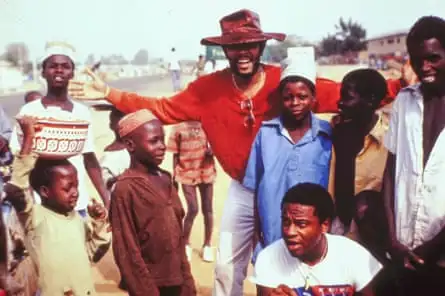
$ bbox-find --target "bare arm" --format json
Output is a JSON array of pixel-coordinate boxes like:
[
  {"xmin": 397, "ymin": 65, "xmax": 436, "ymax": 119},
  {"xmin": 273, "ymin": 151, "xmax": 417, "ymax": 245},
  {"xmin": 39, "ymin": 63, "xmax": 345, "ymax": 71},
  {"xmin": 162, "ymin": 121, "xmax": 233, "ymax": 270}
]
[
  {"xmin": 84, "ymin": 152, "xmax": 110, "ymax": 209},
  {"xmin": 382, "ymin": 152, "xmax": 396, "ymax": 244}
]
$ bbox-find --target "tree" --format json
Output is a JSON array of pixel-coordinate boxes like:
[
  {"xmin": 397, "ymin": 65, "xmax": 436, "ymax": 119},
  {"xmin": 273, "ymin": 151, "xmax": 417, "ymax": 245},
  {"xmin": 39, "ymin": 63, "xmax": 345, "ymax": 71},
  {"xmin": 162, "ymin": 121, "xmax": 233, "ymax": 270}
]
[
  {"xmin": 3, "ymin": 42, "xmax": 29, "ymax": 67},
  {"xmin": 320, "ymin": 18, "xmax": 367, "ymax": 56},
  {"xmin": 131, "ymin": 49, "xmax": 149, "ymax": 65}
]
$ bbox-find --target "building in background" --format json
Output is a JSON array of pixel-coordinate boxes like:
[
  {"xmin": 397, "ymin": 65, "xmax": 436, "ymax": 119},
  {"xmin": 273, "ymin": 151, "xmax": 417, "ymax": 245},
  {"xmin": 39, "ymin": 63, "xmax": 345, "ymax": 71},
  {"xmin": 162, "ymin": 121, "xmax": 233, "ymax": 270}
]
[{"xmin": 366, "ymin": 30, "xmax": 408, "ymax": 60}]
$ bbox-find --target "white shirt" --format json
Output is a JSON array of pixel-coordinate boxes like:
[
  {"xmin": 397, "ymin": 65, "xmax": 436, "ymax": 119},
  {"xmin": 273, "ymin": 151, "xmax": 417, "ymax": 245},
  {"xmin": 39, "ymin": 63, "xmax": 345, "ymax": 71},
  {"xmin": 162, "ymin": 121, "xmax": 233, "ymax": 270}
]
[
  {"xmin": 168, "ymin": 52, "xmax": 181, "ymax": 71},
  {"xmin": 251, "ymin": 235, "xmax": 382, "ymax": 295},
  {"xmin": 384, "ymin": 84, "xmax": 445, "ymax": 250},
  {"xmin": 10, "ymin": 99, "xmax": 96, "ymax": 210},
  {"xmin": 100, "ymin": 149, "xmax": 130, "ymax": 191}
]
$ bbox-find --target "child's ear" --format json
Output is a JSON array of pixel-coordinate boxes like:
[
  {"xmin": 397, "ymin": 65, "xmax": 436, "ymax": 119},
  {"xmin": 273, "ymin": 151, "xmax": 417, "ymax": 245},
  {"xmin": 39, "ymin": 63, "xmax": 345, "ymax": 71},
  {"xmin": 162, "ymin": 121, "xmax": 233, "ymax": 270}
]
[
  {"xmin": 123, "ymin": 138, "xmax": 135, "ymax": 153},
  {"xmin": 39, "ymin": 186, "xmax": 50, "ymax": 200}
]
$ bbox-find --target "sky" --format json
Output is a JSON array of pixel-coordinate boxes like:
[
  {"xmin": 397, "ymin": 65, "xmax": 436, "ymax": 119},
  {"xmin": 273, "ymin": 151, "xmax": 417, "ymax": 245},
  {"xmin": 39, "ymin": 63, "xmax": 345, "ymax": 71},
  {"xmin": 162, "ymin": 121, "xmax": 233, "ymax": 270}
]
[{"xmin": 1, "ymin": 0, "xmax": 445, "ymax": 62}]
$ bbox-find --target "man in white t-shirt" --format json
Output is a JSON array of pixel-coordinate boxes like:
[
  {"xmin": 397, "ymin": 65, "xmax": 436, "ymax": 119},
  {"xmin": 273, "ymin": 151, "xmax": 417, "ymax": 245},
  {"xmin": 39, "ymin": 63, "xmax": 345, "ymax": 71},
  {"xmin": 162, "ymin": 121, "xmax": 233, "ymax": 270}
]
[
  {"xmin": 168, "ymin": 47, "xmax": 181, "ymax": 92},
  {"xmin": 10, "ymin": 43, "xmax": 110, "ymax": 215},
  {"xmin": 251, "ymin": 183, "xmax": 382, "ymax": 296}
]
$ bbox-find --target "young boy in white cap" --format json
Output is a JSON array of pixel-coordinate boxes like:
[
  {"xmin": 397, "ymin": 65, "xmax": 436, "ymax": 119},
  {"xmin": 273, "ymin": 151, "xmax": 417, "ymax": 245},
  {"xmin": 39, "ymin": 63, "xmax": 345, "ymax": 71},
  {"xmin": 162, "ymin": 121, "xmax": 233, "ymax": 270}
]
[
  {"xmin": 243, "ymin": 47, "xmax": 333, "ymax": 261},
  {"xmin": 9, "ymin": 42, "xmax": 110, "ymax": 211}
]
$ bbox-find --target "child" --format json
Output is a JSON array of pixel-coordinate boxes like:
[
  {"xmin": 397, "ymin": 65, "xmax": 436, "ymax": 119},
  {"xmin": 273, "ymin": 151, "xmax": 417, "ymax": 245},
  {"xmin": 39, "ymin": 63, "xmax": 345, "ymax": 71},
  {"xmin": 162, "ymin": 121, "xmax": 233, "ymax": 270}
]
[
  {"xmin": 100, "ymin": 107, "xmax": 130, "ymax": 191},
  {"xmin": 110, "ymin": 109, "xmax": 196, "ymax": 296},
  {"xmin": 167, "ymin": 121, "xmax": 216, "ymax": 262},
  {"xmin": 243, "ymin": 47, "xmax": 332, "ymax": 261},
  {"xmin": 10, "ymin": 42, "xmax": 110, "ymax": 213},
  {"xmin": 4, "ymin": 116, "xmax": 111, "ymax": 296},
  {"xmin": 23, "ymin": 91, "xmax": 42, "ymax": 104}
]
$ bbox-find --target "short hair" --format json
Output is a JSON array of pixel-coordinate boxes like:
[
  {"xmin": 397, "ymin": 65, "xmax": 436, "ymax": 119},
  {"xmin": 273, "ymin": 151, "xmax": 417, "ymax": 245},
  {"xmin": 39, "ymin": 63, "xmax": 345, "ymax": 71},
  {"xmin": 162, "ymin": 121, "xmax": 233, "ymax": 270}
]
[
  {"xmin": 279, "ymin": 76, "xmax": 316, "ymax": 96},
  {"xmin": 281, "ymin": 183, "xmax": 335, "ymax": 223},
  {"xmin": 407, "ymin": 16, "xmax": 445, "ymax": 55},
  {"xmin": 29, "ymin": 158, "xmax": 74, "ymax": 191},
  {"xmin": 341, "ymin": 69, "xmax": 387, "ymax": 106}
]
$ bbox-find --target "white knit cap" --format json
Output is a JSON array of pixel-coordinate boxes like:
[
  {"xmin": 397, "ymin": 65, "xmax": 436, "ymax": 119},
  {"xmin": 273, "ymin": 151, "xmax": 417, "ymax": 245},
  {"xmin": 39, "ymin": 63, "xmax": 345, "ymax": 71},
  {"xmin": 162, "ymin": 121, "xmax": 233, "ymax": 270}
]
[
  {"xmin": 280, "ymin": 46, "xmax": 316, "ymax": 85},
  {"xmin": 40, "ymin": 41, "xmax": 76, "ymax": 65}
]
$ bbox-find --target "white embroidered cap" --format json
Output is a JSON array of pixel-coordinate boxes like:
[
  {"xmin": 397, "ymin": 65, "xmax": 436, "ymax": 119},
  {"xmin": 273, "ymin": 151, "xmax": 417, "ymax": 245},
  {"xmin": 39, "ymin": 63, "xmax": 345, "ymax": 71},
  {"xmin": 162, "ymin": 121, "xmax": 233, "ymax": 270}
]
[
  {"xmin": 280, "ymin": 46, "xmax": 316, "ymax": 85},
  {"xmin": 40, "ymin": 41, "xmax": 76, "ymax": 65}
]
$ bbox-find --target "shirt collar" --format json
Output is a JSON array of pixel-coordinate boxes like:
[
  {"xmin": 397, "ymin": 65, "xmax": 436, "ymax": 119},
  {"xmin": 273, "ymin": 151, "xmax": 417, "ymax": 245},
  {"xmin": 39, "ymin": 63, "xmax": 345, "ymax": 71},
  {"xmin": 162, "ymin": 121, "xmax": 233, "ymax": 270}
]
[
  {"xmin": 368, "ymin": 112, "xmax": 388, "ymax": 144},
  {"xmin": 264, "ymin": 112, "xmax": 332, "ymax": 139}
]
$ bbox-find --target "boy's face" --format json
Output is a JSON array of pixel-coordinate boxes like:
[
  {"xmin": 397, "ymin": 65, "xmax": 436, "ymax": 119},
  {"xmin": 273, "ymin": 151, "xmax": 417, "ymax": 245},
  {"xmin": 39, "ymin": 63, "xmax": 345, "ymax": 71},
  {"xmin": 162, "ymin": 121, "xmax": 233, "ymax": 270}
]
[
  {"xmin": 410, "ymin": 38, "xmax": 445, "ymax": 89},
  {"xmin": 42, "ymin": 55, "xmax": 74, "ymax": 89},
  {"xmin": 125, "ymin": 120, "xmax": 166, "ymax": 167},
  {"xmin": 281, "ymin": 81, "xmax": 314, "ymax": 121},
  {"xmin": 338, "ymin": 83, "xmax": 374, "ymax": 121},
  {"xmin": 281, "ymin": 203, "xmax": 329, "ymax": 259},
  {"xmin": 40, "ymin": 165, "xmax": 79, "ymax": 214}
]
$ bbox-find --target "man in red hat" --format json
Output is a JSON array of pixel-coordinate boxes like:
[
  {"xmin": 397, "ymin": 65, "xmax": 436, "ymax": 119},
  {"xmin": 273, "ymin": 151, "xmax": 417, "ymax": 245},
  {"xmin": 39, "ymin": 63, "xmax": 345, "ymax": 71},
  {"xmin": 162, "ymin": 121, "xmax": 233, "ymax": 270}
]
[{"xmin": 69, "ymin": 9, "xmax": 405, "ymax": 295}]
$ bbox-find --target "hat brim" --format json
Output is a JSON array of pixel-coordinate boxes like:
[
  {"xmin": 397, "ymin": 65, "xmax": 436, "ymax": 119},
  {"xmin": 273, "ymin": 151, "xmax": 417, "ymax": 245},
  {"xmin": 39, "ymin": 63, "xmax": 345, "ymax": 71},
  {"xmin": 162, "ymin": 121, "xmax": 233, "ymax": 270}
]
[{"xmin": 200, "ymin": 32, "xmax": 286, "ymax": 46}]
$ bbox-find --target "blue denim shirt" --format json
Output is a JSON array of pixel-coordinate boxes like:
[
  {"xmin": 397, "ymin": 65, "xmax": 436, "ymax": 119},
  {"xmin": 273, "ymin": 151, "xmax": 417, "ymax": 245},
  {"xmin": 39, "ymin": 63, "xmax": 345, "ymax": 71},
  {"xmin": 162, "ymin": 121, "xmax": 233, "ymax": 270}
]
[{"xmin": 243, "ymin": 113, "xmax": 332, "ymax": 261}]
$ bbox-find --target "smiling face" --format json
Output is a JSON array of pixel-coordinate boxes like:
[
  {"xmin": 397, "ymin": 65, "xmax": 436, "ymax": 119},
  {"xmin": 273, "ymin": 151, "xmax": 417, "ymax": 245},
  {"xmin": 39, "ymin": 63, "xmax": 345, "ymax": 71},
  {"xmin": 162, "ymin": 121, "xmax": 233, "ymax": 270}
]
[
  {"xmin": 42, "ymin": 55, "xmax": 74, "ymax": 89},
  {"xmin": 281, "ymin": 203, "xmax": 329, "ymax": 258},
  {"xmin": 124, "ymin": 120, "xmax": 166, "ymax": 167},
  {"xmin": 281, "ymin": 79, "xmax": 315, "ymax": 122},
  {"xmin": 410, "ymin": 38, "xmax": 445, "ymax": 89},
  {"xmin": 223, "ymin": 42, "xmax": 265, "ymax": 78}
]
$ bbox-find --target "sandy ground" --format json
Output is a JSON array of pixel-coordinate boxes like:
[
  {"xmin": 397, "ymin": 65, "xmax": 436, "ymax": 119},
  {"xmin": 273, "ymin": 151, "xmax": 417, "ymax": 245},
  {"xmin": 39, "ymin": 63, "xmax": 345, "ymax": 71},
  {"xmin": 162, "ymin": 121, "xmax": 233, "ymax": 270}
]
[{"xmin": 84, "ymin": 65, "xmax": 396, "ymax": 296}]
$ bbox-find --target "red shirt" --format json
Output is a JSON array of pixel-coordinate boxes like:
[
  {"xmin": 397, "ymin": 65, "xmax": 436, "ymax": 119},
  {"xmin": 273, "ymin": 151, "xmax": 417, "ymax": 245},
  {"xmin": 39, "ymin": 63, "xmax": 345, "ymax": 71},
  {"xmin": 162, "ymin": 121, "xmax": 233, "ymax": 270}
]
[{"xmin": 108, "ymin": 65, "xmax": 402, "ymax": 182}]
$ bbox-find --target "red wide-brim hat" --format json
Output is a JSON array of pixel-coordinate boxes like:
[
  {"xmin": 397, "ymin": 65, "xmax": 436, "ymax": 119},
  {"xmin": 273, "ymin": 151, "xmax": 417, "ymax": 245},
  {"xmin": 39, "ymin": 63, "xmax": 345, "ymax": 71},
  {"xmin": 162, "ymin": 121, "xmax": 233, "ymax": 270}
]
[{"xmin": 201, "ymin": 9, "xmax": 286, "ymax": 46}]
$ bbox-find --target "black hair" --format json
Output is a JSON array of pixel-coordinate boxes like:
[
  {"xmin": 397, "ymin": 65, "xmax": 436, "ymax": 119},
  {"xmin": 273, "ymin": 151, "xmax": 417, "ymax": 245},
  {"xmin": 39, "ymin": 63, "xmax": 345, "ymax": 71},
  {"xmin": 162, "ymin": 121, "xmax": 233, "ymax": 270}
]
[
  {"xmin": 341, "ymin": 69, "xmax": 387, "ymax": 106},
  {"xmin": 279, "ymin": 76, "xmax": 316, "ymax": 96},
  {"xmin": 109, "ymin": 107, "xmax": 125, "ymax": 121},
  {"xmin": 29, "ymin": 158, "xmax": 74, "ymax": 192},
  {"xmin": 407, "ymin": 16, "xmax": 445, "ymax": 56},
  {"xmin": 281, "ymin": 183, "xmax": 335, "ymax": 223}
]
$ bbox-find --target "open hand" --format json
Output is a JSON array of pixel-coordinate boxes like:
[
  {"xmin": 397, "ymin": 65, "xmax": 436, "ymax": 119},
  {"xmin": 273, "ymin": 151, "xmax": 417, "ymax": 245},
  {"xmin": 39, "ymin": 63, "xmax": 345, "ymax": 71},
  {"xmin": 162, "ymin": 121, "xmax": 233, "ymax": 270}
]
[
  {"xmin": 16, "ymin": 116, "xmax": 38, "ymax": 138},
  {"xmin": 68, "ymin": 68, "xmax": 109, "ymax": 100},
  {"xmin": 389, "ymin": 240, "xmax": 424, "ymax": 270},
  {"xmin": 87, "ymin": 198, "xmax": 107, "ymax": 220}
]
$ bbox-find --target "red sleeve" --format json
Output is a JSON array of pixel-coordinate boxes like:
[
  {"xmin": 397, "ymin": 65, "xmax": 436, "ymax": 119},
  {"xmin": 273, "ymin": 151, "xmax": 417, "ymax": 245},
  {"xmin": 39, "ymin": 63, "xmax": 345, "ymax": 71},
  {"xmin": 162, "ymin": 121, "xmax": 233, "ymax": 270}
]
[
  {"xmin": 313, "ymin": 78, "xmax": 341, "ymax": 113},
  {"xmin": 313, "ymin": 77, "xmax": 404, "ymax": 113},
  {"xmin": 107, "ymin": 81, "xmax": 203, "ymax": 125}
]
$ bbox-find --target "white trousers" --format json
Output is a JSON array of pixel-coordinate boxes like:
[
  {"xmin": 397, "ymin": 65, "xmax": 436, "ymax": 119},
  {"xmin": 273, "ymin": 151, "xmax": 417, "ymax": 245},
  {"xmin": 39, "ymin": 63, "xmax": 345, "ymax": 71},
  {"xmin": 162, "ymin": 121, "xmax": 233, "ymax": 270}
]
[{"xmin": 213, "ymin": 179, "xmax": 255, "ymax": 296}]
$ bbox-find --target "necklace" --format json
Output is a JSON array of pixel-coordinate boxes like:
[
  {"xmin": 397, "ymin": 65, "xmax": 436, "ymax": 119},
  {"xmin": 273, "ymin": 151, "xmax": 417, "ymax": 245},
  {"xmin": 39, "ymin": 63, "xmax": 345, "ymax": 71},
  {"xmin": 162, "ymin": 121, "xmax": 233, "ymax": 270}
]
[
  {"xmin": 297, "ymin": 236, "xmax": 328, "ymax": 290},
  {"xmin": 231, "ymin": 68, "xmax": 265, "ymax": 100}
]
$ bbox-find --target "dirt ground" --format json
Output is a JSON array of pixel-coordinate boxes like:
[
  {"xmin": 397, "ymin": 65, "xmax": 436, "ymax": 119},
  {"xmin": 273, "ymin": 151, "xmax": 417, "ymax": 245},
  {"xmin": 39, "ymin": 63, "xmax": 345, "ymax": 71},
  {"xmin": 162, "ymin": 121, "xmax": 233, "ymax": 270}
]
[{"xmin": 86, "ymin": 65, "xmax": 396, "ymax": 296}]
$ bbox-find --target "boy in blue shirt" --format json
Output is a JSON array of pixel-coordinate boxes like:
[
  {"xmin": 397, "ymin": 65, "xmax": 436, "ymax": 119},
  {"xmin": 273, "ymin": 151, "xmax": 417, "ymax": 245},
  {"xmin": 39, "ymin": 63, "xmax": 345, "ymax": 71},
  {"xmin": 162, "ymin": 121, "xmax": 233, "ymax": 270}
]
[{"xmin": 243, "ymin": 47, "xmax": 332, "ymax": 261}]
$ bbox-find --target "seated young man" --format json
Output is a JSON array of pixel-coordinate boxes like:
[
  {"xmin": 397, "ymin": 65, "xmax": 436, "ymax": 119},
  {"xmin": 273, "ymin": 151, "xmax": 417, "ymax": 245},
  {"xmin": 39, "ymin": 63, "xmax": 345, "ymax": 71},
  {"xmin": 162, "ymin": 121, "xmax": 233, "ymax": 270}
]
[{"xmin": 251, "ymin": 183, "xmax": 382, "ymax": 296}]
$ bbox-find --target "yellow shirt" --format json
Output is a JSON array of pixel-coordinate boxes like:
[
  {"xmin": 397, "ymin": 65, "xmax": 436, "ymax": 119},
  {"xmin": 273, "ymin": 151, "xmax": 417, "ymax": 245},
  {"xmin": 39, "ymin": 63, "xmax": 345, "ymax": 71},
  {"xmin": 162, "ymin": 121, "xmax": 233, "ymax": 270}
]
[
  {"xmin": 9, "ymin": 154, "xmax": 111, "ymax": 296},
  {"xmin": 320, "ymin": 112, "xmax": 389, "ymax": 197}
]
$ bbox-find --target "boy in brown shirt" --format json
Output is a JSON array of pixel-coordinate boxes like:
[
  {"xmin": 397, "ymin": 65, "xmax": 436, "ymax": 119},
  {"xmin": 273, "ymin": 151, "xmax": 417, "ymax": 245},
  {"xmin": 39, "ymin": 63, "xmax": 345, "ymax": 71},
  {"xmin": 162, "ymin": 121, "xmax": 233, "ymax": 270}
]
[{"xmin": 110, "ymin": 109, "xmax": 196, "ymax": 296}]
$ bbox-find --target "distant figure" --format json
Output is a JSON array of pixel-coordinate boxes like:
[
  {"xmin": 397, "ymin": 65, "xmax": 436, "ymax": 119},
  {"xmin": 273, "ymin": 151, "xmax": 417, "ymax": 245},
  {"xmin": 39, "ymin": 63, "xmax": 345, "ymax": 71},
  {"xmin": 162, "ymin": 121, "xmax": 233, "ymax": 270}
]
[
  {"xmin": 192, "ymin": 55, "xmax": 206, "ymax": 78},
  {"xmin": 168, "ymin": 47, "xmax": 181, "ymax": 92},
  {"xmin": 204, "ymin": 59, "xmax": 216, "ymax": 74},
  {"xmin": 23, "ymin": 91, "xmax": 42, "ymax": 104}
]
